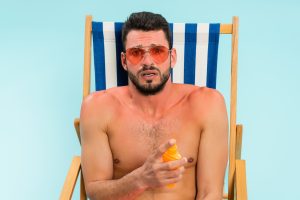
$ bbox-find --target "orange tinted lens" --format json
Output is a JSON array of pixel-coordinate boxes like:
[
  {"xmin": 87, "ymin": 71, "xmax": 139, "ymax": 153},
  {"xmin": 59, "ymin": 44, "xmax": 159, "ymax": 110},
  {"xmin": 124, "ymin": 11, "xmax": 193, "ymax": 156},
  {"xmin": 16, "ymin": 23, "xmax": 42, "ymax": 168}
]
[
  {"xmin": 149, "ymin": 46, "xmax": 169, "ymax": 63},
  {"xmin": 126, "ymin": 48, "xmax": 146, "ymax": 64},
  {"xmin": 126, "ymin": 46, "xmax": 170, "ymax": 64}
]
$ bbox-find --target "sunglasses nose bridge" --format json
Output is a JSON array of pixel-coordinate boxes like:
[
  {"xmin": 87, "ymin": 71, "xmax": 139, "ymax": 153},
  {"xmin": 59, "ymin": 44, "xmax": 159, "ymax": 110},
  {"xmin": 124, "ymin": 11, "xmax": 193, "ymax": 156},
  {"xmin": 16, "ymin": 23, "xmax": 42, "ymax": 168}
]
[{"xmin": 140, "ymin": 49, "xmax": 154, "ymax": 63}]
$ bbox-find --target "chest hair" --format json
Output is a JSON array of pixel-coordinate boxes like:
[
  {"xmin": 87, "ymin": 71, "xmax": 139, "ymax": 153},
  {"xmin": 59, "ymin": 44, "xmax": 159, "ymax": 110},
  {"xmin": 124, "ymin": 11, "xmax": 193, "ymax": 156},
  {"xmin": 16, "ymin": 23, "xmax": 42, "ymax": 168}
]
[{"xmin": 133, "ymin": 118, "xmax": 179, "ymax": 151}]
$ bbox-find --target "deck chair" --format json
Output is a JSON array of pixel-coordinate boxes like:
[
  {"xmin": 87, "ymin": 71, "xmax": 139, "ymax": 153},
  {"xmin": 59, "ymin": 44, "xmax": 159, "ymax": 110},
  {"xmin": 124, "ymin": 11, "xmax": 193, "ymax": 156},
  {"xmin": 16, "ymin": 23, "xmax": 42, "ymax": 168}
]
[{"xmin": 60, "ymin": 15, "xmax": 247, "ymax": 200}]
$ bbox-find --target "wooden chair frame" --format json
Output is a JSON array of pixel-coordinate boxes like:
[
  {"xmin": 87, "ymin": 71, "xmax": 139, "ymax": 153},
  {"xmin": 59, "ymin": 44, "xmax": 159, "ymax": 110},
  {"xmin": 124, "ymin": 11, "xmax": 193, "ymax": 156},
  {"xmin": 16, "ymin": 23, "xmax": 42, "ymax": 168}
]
[{"xmin": 60, "ymin": 15, "xmax": 247, "ymax": 200}]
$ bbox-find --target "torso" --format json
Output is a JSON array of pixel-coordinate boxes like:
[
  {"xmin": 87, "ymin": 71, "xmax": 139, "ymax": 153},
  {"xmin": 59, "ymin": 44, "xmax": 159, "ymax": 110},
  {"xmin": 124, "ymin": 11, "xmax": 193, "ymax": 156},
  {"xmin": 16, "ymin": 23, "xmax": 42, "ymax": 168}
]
[{"xmin": 96, "ymin": 84, "xmax": 208, "ymax": 199}]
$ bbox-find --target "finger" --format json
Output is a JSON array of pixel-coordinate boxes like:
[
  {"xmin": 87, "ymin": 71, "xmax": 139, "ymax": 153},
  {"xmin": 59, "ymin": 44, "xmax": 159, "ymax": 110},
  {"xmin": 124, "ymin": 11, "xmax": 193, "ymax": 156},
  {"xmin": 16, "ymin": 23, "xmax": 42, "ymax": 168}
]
[
  {"xmin": 153, "ymin": 139, "xmax": 176, "ymax": 159},
  {"xmin": 160, "ymin": 157, "xmax": 187, "ymax": 170},
  {"xmin": 160, "ymin": 174, "xmax": 183, "ymax": 186},
  {"xmin": 160, "ymin": 167, "xmax": 185, "ymax": 179}
]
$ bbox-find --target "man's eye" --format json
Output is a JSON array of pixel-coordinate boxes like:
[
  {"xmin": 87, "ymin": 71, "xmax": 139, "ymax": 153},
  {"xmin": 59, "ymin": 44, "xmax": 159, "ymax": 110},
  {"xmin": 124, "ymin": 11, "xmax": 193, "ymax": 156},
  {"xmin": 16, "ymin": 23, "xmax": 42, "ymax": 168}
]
[
  {"xmin": 152, "ymin": 47, "xmax": 162, "ymax": 54},
  {"xmin": 130, "ymin": 49, "xmax": 142, "ymax": 56},
  {"xmin": 152, "ymin": 47, "xmax": 167, "ymax": 55}
]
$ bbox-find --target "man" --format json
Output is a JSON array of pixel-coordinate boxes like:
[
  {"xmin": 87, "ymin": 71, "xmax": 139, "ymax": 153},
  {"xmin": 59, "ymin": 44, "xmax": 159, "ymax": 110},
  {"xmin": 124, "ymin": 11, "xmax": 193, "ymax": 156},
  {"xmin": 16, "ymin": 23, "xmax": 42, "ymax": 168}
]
[{"xmin": 80, "ymin": 12, "xmax": 228, "ymax": 200}]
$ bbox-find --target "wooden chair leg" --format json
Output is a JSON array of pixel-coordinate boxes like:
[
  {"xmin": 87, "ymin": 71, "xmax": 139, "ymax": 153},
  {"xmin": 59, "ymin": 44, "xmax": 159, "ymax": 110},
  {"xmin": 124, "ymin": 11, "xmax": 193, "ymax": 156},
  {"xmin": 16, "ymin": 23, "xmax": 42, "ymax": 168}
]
[
  {"xmin": 60, "ymin": 156, "xmax": 81, "ymax": 200},
  {"xmin": 235, "ymin": 160, "xmax": 247, "ymax": 200}
]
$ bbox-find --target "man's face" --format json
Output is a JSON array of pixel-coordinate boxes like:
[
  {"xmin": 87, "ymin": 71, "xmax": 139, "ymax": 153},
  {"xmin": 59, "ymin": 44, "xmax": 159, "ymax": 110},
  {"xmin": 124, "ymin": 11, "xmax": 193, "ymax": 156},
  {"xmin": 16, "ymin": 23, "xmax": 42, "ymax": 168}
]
[{"xmin": 121, "ymin": 30, "xmax": 176, "ymax": 95}]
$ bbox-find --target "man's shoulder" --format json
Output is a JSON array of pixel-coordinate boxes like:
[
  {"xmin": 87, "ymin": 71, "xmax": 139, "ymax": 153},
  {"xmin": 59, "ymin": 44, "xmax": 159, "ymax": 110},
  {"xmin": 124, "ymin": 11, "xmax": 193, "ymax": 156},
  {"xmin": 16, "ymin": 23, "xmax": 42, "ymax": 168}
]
[
  {"xmin": 175, "ymin": 84, "xmax": 223, "ymax": 101},
  {"xmin": 189, "ymin": 86, "xmax": 223, "ymax": 101},
  {"xmin": 180, "ymin": 85, "xmax": 225, "ymax": 110},
  {"xmin": 85, "ymin": 86, "xmax": 128, "ymax": 103},
  {"xmin": 81, "ymin": 87, "xmax": 128, "ymax": 116},
  {"xmin": 181, "ymin": 86, "xmax": 227, "ymax": 125}
]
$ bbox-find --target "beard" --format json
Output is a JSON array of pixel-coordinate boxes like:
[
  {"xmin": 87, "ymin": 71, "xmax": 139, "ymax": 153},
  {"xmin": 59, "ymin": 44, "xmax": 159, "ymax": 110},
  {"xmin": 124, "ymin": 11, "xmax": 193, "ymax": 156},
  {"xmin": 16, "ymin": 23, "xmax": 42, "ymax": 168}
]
[{"xmin": 127, "ymin": 65, "xmax": 171, "ymax": 96}]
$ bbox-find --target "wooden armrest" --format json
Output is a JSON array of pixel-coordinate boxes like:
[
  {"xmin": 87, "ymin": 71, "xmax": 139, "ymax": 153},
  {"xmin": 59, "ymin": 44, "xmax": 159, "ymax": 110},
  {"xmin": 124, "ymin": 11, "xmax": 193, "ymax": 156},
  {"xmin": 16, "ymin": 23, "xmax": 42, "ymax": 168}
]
[
  {"xmin": 235, "ymin": 160, "xmax": 247, "ymax": 200},
  {"xmin": 74, "ymin": 118, "xmax": 81, "ymax": 145},
  {"xmin": 236, "ymin": 124, "xmax": 243, "ymax": 160},
  {"xmin": 60, "ymin": 156, "xmax": 81, "ymax": 200}
]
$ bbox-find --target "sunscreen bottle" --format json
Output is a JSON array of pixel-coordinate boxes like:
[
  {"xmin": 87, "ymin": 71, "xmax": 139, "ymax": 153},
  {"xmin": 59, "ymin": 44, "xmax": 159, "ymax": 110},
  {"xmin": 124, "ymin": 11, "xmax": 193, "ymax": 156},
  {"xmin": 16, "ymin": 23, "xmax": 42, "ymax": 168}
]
[{"xmin": 162, "ymin": 144, "xmax": 182, "ymax": 188}]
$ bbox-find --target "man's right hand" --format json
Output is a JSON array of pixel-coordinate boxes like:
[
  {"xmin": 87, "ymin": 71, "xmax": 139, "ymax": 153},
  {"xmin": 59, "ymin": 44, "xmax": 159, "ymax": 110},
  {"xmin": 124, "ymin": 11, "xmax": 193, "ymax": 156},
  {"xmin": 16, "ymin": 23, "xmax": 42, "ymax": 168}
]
[{"xmin": 136, "ymin": 139, "xmax": 187, "ymax": 189}]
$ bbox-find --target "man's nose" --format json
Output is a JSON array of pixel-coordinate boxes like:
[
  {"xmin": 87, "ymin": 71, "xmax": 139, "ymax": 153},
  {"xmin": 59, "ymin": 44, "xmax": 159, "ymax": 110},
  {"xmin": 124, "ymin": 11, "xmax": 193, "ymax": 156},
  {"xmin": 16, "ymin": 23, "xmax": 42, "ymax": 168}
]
[{"xmin": 141, "ymin": 51, "xmax": 154, "ymax": 65}]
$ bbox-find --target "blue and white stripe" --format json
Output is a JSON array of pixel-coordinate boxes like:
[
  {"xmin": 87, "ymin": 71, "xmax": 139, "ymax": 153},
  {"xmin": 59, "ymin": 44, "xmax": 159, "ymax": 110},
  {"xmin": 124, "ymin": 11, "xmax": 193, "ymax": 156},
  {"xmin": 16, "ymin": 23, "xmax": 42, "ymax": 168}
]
[{"xmin": 92, "ymin": 22, "xmax": 220, "ymax": 91}]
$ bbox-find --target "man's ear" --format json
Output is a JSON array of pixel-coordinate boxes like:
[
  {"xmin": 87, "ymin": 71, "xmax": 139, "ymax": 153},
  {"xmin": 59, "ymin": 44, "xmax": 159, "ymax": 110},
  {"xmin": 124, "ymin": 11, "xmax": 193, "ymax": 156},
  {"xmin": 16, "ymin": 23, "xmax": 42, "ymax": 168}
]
[
  {"xmin": 121, "ymin": 52, "xmax": 128, "ymax": 71},
  {"xmin": 170, "ymin": 48, "xmax": 177, "ymax": 69}
]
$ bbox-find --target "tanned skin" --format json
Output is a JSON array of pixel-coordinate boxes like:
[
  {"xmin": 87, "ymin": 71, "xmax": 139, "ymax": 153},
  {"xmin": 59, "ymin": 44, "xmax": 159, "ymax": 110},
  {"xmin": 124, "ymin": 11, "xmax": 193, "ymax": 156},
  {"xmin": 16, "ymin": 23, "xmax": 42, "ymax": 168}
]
[{"xmin": 80, "ymin": 30, "xmax": 228, "ymax": 200}]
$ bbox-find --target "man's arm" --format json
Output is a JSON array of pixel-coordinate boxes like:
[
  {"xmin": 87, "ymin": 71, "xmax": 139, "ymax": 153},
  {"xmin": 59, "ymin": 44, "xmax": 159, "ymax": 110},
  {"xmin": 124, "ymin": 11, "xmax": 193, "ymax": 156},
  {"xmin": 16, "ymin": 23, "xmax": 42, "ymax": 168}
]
[
  {"xmin": 80, "ymin": 93, "xmax": 187, "ymax": 200},
  {"xmin": 194, "ymin": 89, "xmax": 228, "ymax": 200},
  {"xmin": 80, "ymin": 93, "xmax": 145, "ymax": 199}
]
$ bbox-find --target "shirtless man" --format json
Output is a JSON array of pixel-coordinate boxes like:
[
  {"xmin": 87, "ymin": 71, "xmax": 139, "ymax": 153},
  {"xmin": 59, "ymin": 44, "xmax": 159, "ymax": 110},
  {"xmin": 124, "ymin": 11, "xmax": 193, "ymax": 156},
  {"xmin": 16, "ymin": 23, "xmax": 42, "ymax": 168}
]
[{"xmin": 80, "ymin": 12, "xmax": 228, "ymax": 200}]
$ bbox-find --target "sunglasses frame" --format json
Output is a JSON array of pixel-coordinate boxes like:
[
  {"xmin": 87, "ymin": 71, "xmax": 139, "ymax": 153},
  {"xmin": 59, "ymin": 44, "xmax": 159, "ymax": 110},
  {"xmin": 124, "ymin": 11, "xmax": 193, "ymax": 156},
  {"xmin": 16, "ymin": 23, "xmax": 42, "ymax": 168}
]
[{"xmin": 124, "ymin": 45, "xmax": 172, "ymax": 65}]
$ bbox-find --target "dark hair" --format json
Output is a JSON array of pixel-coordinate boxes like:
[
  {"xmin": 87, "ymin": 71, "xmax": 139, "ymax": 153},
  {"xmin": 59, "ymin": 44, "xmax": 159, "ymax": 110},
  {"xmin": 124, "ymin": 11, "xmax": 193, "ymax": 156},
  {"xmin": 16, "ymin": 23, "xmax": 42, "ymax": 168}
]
[{"xmin": 122, "ymin": 11, "xmax": 172, "ymax": 49}]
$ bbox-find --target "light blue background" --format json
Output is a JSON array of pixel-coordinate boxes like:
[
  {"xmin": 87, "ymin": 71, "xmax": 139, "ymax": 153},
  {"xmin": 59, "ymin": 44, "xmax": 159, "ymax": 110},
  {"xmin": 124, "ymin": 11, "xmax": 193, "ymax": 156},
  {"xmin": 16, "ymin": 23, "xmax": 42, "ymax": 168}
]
[{"xmin": 1, "ymin": 0, "xmax": 299, "ymax": 199}]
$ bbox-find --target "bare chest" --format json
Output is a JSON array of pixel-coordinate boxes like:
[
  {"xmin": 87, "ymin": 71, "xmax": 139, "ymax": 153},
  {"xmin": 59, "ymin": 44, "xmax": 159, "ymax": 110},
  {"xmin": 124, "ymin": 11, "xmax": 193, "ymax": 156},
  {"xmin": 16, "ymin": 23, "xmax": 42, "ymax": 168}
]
[{"xmin": 108, "ymin": 109, "xmax": 201, "ymax": 178}]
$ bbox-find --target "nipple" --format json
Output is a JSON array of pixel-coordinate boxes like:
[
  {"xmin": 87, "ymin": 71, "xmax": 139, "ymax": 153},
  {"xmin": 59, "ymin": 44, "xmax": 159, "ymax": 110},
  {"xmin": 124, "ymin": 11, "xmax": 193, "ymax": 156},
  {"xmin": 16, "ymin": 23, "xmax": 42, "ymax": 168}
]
[
  {"xmin": 188, "ymin": 157, "xmax": 194, "ymax": 163},
  {"xmin": 113, "ymin": 158, "xmax": 120, "ymax": 164}
]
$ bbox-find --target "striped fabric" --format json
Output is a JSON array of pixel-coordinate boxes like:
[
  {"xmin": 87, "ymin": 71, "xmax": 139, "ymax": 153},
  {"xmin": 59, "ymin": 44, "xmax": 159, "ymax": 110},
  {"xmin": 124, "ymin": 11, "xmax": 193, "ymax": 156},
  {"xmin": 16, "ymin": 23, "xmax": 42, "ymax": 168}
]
[{"xmin": 92, "ymin": 22, "xmax": 220, "ymax": 91}]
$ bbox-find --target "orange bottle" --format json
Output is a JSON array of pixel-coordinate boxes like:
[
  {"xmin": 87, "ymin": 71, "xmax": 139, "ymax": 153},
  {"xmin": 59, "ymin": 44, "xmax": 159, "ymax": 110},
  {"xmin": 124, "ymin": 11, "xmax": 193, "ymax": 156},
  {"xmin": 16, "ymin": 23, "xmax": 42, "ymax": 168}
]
[{"xmin": 162, "ymin": 144, "xmax": 182, "ymax": 188}]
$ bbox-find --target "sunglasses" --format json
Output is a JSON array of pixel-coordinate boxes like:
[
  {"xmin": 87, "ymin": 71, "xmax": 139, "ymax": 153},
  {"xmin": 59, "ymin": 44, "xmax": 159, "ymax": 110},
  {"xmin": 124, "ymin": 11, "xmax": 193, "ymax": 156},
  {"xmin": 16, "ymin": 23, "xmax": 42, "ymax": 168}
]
[{"xmin": 124, "ymin": 45, "xmax": 171, "ymax": 65}]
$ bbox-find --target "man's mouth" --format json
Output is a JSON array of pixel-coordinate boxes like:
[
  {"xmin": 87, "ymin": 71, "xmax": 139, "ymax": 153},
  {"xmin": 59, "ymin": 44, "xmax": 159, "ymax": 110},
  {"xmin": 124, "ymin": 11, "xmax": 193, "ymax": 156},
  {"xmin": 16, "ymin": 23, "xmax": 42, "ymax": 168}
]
[
  {"xmin": 143, "ymin": 73, "xmax": 156, "ymax": 77},
  {"xmin": 141, "ymin": 70, "xmax": 158, "ymax": 78}
]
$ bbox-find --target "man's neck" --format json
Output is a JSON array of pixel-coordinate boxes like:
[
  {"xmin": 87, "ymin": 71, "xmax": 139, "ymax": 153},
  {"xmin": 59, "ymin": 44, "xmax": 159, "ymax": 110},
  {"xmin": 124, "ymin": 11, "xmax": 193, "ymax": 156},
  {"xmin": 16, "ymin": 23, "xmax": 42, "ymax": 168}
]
[{"xmin": 128, "ymin": 80, "xmax": 175, "ymax": 118}]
